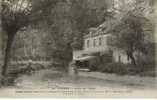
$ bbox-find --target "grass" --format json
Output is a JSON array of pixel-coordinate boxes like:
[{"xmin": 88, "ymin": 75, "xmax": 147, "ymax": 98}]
[{"xmin": 99, "ymin": 62, "xmax": 156, "ymax": 77}]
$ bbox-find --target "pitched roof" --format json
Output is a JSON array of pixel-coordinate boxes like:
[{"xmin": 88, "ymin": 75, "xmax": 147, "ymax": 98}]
[{"xmin": 84, "ymin": 18, "xmax": 118, "ymax": 38}]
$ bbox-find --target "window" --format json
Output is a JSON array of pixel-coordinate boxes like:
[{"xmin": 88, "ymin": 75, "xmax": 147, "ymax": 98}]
[
  {"xmin": 87, "ymin": 40, "xmax": 90, "ymax": 48},
  {"xmin": 93, "ymin": 39, "xmax": 96, "ymax": 47},
  {"xmin": 99, "ymin": 37, "xmax": 102, "ymax": 46},
  {"xmin": 127, "ymin": 55, "xmax": 130, "ymax": 61},
  {"xmin": 118, "ymin": 55, "xmax": 121, "ymax": 63}
]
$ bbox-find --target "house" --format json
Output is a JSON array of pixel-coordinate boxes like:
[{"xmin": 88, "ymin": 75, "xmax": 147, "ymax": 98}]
[{"xmin": 73, "ymin": 19, "xmax": 131, "ymax": 67}]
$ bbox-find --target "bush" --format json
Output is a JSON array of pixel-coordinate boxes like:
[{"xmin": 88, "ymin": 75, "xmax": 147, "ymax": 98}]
[
  {"xmin": 0, "ymin": 76, "xmax": 16, "ymax": 86},
  {"xmin": 135, "ymin": 61, "xmax": 156, "ymax": 77},
  {"xmin": 99, "ymin": 61, "xmax": 156, "ymax": 77},
  {"xmin": 100, "ymin": 62, "xmax": 129, "ymax": 75},
  {"xmin": 88, "ymin": 57, "xmax": 101, "ymax": 71},
  {"xmin": 139, "ymin": 70, "xmax": 156, "ymax": 77}
]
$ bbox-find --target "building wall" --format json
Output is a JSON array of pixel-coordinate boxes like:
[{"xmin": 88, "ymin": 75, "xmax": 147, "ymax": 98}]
[
  {"xmin": 73, "ymin": 50, "xmax": 84, "ymax": 60},
  {"xmin": 112, "ymin": 49, "xmax": 131, "ymax": 64},
  {"xmin": 84, "ymin": 33, "xmax": 131, "ymax": 64},
  {"xmin": 84, "ymin": 34, "xmax": 111, "ymax": 53},
  {"xmin": 73, "ymin": 33, "xmax": 131, "ymax": 64}
]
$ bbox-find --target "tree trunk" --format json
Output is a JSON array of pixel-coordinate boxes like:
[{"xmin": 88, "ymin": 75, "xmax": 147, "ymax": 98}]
[
  {"xmin": 1, "ymin": 33, "xmax": 15, "ymax": 76},
  {"xmin": 127, "ymin": 52, "xmax": 136, "ymax": 66}
]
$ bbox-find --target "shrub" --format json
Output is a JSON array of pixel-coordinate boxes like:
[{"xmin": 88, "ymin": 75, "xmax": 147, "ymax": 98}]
[
  {"xmin": 100, "ymin": 62, "xmax": 129, "ymax": 75},
  {"xmin": 99, "ymin": 61, "xmax": 156, "ymax": 77},
  {"xmin": 88, "ymin": 57, "xmax": 101, "ymax": 71},
  {"xmin": 0, "ymin": 76, "xmax": 16, "ymax": 86},
  {"xmin": 139, "ymin": 70, "xmax": 156, "ymax": 77},
  {"xmin": 135, "ymin": 61, "xmax": 156, "ymax": 77}
]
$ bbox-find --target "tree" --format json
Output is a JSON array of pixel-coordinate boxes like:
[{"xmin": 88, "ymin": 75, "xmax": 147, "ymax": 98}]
[
  {"xmin": 69, "ymin": 0, "xmax": 111, "ymax": 50},
  {"xmin": 1, "ymin": 0, "xmax": 31, "ymax": 76},
  {"xmin": 32, "ymin": 0, "xmax": 111, "ymax": 71},
  {"xmin": 45, "ymin": 1, "xmax": 73, "ymax": 72},
  {"xmin": 0, "ymin": 0, "xmax": 65, "ymax": 76},
  {"xmin": 30, "ymin": 0, "xmax": 66, "ymax": 27},
  {"xmin": 108, "ymin": 0, "xmax": 155, "ymax": 65},
  {"xmin": 109, "ymin": 10, "xmax": 153, "ymax": 65}
]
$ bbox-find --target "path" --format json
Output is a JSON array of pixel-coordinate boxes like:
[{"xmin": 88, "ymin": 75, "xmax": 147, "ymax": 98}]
[{"xmin": 13, "ymin": 69, "xmax": 156, "ymax": 90}]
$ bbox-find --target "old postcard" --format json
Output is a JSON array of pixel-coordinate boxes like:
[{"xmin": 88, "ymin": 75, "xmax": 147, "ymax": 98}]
[{"xmin": 0, "ymin": 0, "xmax": 157, "ymax": 98}]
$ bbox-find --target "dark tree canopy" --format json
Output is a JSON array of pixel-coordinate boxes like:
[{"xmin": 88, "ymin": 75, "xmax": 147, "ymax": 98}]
[
  {"xmin": 1, "ymin": 0, "xmax": 32, "ymax": 76},
  {"xmin": 1, "ymin": 0, "xmax": 31, "ymax": 33},
  {"xmin": 0, "ymin": 0, "xmax": 67, "ymax": 76},
  {"xmin": 108, "ymin": 9, "xmax": 154, "ymax": 65},
  {"xmin": 30, "ymin": 0, "xmax": 66, "ymax": 26}
]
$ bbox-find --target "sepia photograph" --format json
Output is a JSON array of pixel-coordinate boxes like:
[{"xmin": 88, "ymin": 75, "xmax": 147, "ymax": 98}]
[{"xmin": 0, "ymin": 0, "xmax": 157, "ymax": 98}]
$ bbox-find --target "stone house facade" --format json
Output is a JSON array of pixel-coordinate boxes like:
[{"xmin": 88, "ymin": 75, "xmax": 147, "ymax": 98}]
[{"xmin": 73, "ymin": 20, "xmax": 131, "ymax": 64}]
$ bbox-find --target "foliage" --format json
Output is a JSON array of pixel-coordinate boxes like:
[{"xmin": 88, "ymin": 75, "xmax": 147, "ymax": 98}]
[
  {"xmin": 1, "ymin": 0, "xmax": 31, "ymax": 76},
  {"xmin": 1, "ymin": 0, "xmax": 31, "ymax": 34},
  {"xmin": 99, "ymin": 61, "xmax": 155, "ymax": 77},
  {"xmin": 30, "ymin": 0, "xmax": 112, "ymax": 71},
  {"xmin": 108, "ymin": 9, "xmax": 153, "ymax": 65},
  {"xmin": 1, "ymin": 0, "xmax": 155, "ymax": 78},
  {"xmin": 70, "ymin": 0, "xmax": 111, "ymax": 50},
  {"xmin": 0, "ymin": 0, "xmax": 66, "ymax": 76},
  {"xmin": 30, "ymin": 0, "xmax": 66, "ymax": 26},
  {"xmin": 100, "ymin": 62, "xmax": 127, "ymax": 75},
  {"xmin": 12, "ymin": 27, "xmax": 52, "ymax": 61}
]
